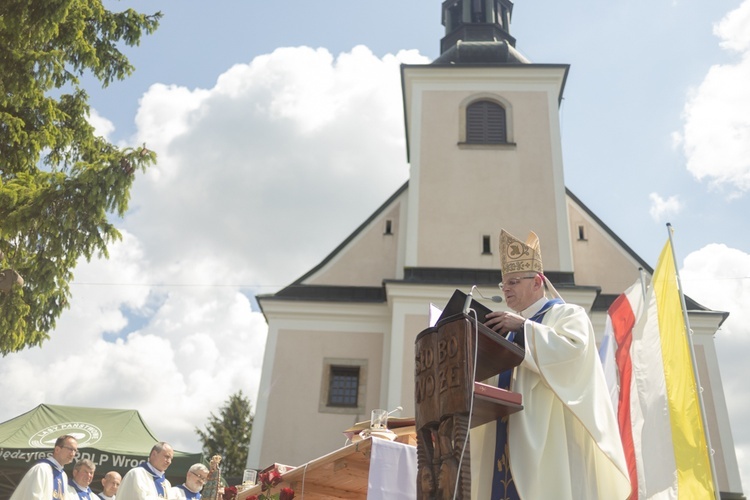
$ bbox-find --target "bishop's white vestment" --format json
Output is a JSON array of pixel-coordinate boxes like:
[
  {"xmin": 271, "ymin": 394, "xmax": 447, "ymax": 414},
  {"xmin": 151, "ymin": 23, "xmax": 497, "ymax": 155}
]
[{"xmin": 472, "ymin": 298, "xmax": 631, "ymax": 499}]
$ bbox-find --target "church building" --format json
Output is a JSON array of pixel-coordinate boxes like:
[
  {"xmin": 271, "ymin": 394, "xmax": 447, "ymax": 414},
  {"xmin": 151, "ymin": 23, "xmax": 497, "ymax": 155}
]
[{"xmin": 246, "ymin": 1, "xmax": 743, "ymax": 497}]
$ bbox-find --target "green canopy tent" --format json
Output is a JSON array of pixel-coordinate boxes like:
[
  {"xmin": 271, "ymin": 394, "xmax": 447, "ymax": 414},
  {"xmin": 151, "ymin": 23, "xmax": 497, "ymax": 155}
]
[{"xmin": 0, "ymin": 404, "xmax": 203, "ymax": 499}]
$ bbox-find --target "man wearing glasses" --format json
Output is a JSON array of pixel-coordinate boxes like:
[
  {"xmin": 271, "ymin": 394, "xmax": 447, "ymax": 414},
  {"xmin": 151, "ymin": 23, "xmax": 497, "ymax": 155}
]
[
  {"xmin": 10, "ymin": 434, "xmax": 78, "ymax": 499},
  {"xmin": 117, "ymin": 442, "xmax": 174, "ymax": 499},
  {"xmin": 481, "ymin": 229, "xmax": 630, "ymax": 500},
  {"xmin": 169, "ymin": 463, "xmax": 210, "ymax": 499}
]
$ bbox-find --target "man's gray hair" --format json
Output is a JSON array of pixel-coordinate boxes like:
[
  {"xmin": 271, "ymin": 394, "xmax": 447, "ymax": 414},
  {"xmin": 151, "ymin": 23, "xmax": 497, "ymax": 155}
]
[
  {"xmin": 189, "ymin": 463, "xmax": 209, "ymax": 475},
  {"xmin": 73, "ymin": 458, "xmax": 96, "ymax": 471}
]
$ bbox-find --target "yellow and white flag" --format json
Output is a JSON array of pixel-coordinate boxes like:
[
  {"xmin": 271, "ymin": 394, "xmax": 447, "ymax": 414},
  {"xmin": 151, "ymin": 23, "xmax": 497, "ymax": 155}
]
[{"xmin": 603, "ymin": 239, "xmax": 715, "ymax": 499}]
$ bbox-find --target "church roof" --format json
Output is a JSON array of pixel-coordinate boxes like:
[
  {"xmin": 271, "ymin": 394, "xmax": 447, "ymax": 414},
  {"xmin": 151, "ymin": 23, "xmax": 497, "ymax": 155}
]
[{"xmin": 257, "ymin": 183, "xmax": 719, "ymax": 317}]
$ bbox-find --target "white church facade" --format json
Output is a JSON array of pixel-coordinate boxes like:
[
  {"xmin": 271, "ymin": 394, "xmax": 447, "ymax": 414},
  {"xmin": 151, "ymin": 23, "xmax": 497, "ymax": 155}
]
[{"xmin": 245, "ymin": 1, "xmax": 743, "ymax": 497}]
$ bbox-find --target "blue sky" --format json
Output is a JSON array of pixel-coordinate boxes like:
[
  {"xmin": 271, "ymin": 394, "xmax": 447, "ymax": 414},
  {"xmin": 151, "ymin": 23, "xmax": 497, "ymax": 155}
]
[{"xmin": 2, "ymin": 0, "xmax": 748, "ymax": 493}]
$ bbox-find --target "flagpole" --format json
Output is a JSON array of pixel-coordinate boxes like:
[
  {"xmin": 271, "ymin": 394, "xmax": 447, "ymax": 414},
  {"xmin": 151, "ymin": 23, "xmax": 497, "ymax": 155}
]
[
  {"xmin": 638, "ymin": 266, "xmax": 647, "ymax": 300},
  {"xmin": 666, "ymin": 223, "xmax": 720, "ymax": 500}
]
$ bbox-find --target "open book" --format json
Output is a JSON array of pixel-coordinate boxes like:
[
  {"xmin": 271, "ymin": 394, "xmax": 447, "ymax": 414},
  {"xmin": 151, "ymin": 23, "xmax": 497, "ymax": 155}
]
[{"xmin": 430, "ymin": 289, "xmax": 495, "ymax": 326}]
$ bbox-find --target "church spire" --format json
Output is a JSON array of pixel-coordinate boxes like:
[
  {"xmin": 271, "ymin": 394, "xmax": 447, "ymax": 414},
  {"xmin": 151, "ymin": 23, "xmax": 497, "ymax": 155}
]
[{"xmin": 436, "ymin": 0, "xmax": 526, "ymax": 64}]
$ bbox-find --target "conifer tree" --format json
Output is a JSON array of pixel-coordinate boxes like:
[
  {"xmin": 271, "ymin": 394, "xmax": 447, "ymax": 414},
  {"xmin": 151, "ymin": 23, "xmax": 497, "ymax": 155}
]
[
  {"xmin": 0, "ymin": 1, "xmax": 161, "ymax": 353},
  {"xmin": 196, "ymin": 391, "xmax": 255, "ymax": 478}
]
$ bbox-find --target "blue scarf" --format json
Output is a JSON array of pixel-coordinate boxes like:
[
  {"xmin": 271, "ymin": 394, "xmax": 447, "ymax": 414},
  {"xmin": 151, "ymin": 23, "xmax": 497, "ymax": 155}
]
[
  {"xmin": 176, "ymin": 484, "xmax": 202, "ymax": 499},
  {"xmin": 491, "ymin": 298, "xmax": 564, "ymax": 500},
  {"xmin": 70, "ymin": 480, "xmax": 95, "ymax": 499},
  {"xmin": 38, "ymin": 459, "xmax": 65, "ymax": 500},
  {"xmin": 138, "ymin": 462, "xmax": 168, "ymax": 497}
]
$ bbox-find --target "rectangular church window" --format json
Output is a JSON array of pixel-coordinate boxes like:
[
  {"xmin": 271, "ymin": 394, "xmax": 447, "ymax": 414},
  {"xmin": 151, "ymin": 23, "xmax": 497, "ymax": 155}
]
[
  {"xmin": 328, "ymin": 366, "xmax": 360, "ymax": 407},
  {"xmin": 483, "ymin": 235, "xmax": 492, "ymax": 254}
]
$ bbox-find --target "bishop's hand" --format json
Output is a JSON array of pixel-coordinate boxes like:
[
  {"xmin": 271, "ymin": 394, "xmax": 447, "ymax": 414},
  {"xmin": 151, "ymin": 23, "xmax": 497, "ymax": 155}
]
[{"xmin": 484, "ymin": 310, "xmax": 526, "ymax": 336}]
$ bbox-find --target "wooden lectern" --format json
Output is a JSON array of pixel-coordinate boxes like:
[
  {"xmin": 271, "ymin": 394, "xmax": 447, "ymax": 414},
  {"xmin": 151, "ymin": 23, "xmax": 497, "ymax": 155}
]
[{"xmin": 415, "ymin": 311, "xmax": 524, "ymax": 499}]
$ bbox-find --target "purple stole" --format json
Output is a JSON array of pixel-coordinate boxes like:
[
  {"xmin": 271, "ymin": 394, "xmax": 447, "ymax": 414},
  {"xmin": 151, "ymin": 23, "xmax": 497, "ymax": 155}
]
[
  {"xmin": 38, "ymin": 459, "xmax": 65, "ymax": 500},
  {"xmin": 491, "ymin": 298, "xmax": 564, "ymax": 500},
  {"xmin": 176, "ymin": 484, "xmax": 202, "ymax": 499},
  {"xmin": 138, "ymin": 462, "xmax": 168, "ymax": 497}
]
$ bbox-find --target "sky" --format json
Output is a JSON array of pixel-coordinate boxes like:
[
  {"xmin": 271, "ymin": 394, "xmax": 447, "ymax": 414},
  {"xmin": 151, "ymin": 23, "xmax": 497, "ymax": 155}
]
[{"xmin": 1, "ymin": 0, "xmax": 749, "ymax": 492}]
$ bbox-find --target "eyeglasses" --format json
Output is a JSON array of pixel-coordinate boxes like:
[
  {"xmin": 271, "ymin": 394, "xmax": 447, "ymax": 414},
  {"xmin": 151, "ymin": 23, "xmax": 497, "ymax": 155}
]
[
  {"xmin": 190, "ymin": 471, "xmax": 208, "ymax": 482},
  {"xmin": 498, "ymin": 276, "xmax": 536, "ymax": 288},
  {"xmin": 61, "ymin": 445, "xmax": 78, "ymax": 453}
]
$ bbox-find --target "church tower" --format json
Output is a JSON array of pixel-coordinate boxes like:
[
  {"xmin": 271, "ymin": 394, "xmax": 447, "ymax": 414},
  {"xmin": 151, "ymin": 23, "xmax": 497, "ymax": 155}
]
[{"xmin": 402, "ymin": 0, "xmax": 572, "ymax": 278}]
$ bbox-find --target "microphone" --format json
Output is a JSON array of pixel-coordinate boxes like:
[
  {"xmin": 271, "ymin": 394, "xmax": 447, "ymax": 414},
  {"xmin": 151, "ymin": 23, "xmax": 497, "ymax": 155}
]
[
  {"xmin": 463, "ymin": 287, "xmax": 475, "ymax": 314},
  {"xmin": 464, "ymin": 285, "xmax": 503, "ymax": 314},
  {"xmin": 387, "ymin": 406, "xmax": 403, "ymax": 416},
  {"xmin": 386, "ymin": 406, "xmax": 403, "ymax": 428},
  {"xmin": 476, "ymin": 288, "xmax": 503, "ymax": 303}
]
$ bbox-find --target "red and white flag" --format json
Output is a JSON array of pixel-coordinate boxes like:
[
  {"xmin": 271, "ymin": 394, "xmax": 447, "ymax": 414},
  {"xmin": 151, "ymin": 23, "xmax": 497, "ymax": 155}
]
[
  {"xmin": 600, "ymin": 280, "xmax": 643, "ymax": 496},
  {"xmin": 600, "ymin": 240, "xmax": 715, "ymax": 499}
]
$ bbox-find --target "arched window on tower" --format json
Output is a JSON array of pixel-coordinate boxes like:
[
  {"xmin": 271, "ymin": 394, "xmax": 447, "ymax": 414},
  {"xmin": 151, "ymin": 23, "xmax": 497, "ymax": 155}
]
[{"xmin": 466, "ymin": 100, "xmax": 507, "ymax": 144}]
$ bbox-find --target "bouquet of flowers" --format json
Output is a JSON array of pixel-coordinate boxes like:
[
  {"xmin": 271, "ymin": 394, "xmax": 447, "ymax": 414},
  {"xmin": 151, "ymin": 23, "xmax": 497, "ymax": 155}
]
[{"xmin": 244, "ymin": 470, "xmax": 295, "ymax": 500}]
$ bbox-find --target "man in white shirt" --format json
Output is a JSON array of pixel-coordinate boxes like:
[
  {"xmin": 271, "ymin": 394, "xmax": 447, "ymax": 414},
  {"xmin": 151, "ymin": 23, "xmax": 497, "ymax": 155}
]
[
  {"xmin": 10, "ymin": 434, "xmax": 78, "ymax": 499},
  {"xmin": 117, "ymin": 442, "xmax": 174, "ymax": 499},
  {"xmin": 169, "ymin": 463, "xmax": 209, "ymax": 499},
  {"xmin": 68, "ymin": 459, "xmax": 97, "ymax": 499},
  {"xmin": 98, "ymin": 471, "xmax": 121, "ymax": 500}
]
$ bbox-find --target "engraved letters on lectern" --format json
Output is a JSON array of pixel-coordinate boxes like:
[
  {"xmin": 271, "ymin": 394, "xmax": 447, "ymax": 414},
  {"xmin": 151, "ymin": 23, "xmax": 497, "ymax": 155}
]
[{"xmin": 416, "ymin": 335, "xmax": 463, "ymax": 405}]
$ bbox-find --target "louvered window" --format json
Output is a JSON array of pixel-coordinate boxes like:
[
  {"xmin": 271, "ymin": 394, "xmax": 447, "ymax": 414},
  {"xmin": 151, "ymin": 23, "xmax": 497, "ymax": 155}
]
[{"xmin": 466, "ymin": 100, "xmax": 507, "ymax": 144}]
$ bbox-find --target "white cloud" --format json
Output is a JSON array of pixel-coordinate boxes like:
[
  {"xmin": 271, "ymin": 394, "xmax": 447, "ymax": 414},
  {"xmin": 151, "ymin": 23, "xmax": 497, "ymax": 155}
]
[
  {"xmin": 715, "ymin": 0, "xmax": 750, "ymax": 53},
  {"xmin": 0, "ymin": 46, "xmax": 429, "ymax": 455},
  {"xmin": 648, "ymin": 192, "xmax": 683, "ymax": 221},
  {"xmin": 677, "ymin": 0, "xmax": 750, "ymax": 196},
  {"xmin": 87, "ymin": 108, "xmax": 115, "ymax": 140},
  {"xmin": 125, "ymin": 45, "xmax": 427, "ymax": 290}
]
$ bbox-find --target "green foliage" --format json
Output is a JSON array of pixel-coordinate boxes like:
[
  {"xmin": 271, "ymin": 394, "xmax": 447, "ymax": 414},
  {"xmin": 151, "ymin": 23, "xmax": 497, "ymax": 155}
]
[
  {"xmin": 196, "ymin": 391, "xmax": 255, "ymax": 479},
  {"xmin": 0, "ymin": 1, "xmax": 161, "ymax": 354}
]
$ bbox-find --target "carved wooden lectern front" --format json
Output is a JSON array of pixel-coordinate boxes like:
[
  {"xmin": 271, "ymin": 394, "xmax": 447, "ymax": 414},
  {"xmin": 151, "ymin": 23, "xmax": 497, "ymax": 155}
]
[{"xmin": 415, "ymin": 312, "xmax": 524, "ymax": 499}]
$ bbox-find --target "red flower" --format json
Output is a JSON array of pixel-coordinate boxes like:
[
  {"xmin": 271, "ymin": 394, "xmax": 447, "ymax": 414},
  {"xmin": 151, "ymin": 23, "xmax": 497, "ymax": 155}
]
[
  {"xmin": 259, "ymin": 471, "xmax": 271, "ymax": 491},
  {"xmin": 279, "ymin": 487, "xmax": 295, "ymax": 500},
  {"xmin": 269, "ymin": 470, "xmax": 283, "ymax": 486},
  {"xmin": 222, "ymin": 485, "xmax": 238, "ymax": 500},
  {"xmin": 252, "ymin": 467, "xmax": 294, "ymax": 499}
]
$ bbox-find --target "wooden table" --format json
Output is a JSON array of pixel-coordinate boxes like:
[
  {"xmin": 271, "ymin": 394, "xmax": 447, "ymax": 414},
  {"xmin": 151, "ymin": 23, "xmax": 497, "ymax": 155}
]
[{"xmin": 238, "ymin": 438, "xmax": 374, "ymax": 500}]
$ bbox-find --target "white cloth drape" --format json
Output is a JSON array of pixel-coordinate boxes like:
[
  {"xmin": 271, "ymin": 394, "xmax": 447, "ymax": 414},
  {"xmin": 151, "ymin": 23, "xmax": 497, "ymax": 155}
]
[{"xmin": 367, "ymin": 438, "xmax": 417, "ymax": 499}]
